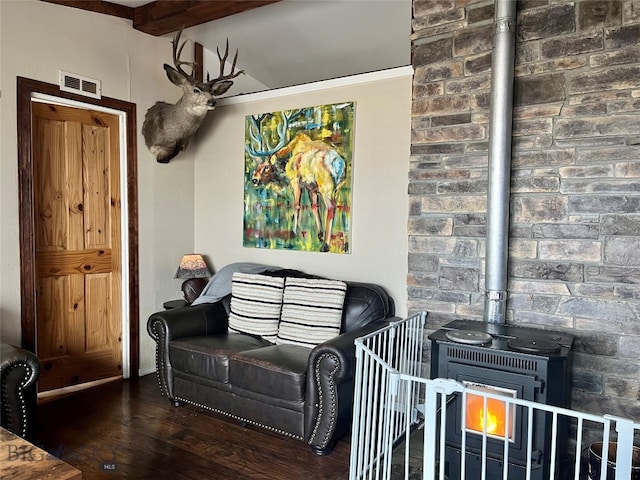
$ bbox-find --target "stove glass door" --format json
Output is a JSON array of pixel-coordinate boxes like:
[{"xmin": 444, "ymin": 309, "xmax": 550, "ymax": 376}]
[
  {"xmin": 447, "ymin": 362, "xmax": 541, "ymax": 453},
  {"xmin": 464, "ymin": 381, "xmax": 517, "ymax": 442}
]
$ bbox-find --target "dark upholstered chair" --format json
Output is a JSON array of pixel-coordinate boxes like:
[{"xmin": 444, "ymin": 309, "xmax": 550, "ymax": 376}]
[{"xmin": 1, "ymin": 342, "xmax": 40, "ymax": 440}]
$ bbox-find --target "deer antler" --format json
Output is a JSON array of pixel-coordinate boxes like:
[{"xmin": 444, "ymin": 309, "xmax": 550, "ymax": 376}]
[
  {"xmin": 207, "ymin": 38, "xmax": 245, "ymax": 84},
  {"xmin": 245, "ymin": 110, "xmax": 303, "ymax": 158},
  {"xmin": 171, "ymin": 28, "xmax": 197, "ymax": 81}
]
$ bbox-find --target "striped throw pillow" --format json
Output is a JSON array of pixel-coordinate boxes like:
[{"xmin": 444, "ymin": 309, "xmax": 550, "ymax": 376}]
[
  {"xmin": 228, "ymin": 272, "xmax": 285, "ymax": 342},
  {"xmin": 276, "ymin": 277, "xmax": 347, "ymax": 348}
]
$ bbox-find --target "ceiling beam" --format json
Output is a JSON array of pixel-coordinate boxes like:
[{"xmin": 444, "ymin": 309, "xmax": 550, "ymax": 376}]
[
  {"xmin": 133, "ymin": 1, "xmax": 281, "ymax": 36},
  {"xmin": 195, "ymin": 42, "xmax": 204, "ymax": 82},
  {"xmin": 41, "ymin": 1, "xmax": 282, "ymax": 36},
  {"xmin": 41, "ymin": 0, "xmax": 134, "ymax": 20}
]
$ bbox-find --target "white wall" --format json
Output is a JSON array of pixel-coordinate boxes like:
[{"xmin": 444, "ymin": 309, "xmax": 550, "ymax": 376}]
[
  {"xmin": 0, "ymin": 1, "xmax": 412, "ymax": 379},
  {"xmin": 0, "ymin": 1, "xmax": 195, "ymax": 373},
  {"xmin": 193, "ymin": 70, "xmax": 412, "ymax": 318}
]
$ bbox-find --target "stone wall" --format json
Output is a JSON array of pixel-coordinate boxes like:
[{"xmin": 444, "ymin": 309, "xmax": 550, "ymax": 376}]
[{"xmin": 410, "ymin": 0, "xmax": 640, "ymax": 419}]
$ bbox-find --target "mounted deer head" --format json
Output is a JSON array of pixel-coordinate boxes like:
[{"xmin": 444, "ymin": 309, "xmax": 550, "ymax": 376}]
[{"xmin": 142, "ymin": 28, "xmax": 244, "ymax": 163}]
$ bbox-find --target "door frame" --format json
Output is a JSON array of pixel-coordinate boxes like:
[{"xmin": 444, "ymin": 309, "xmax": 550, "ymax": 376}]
[{"xmin": 17, "ymin": 77, "xmax": 139, "ymax": 378}]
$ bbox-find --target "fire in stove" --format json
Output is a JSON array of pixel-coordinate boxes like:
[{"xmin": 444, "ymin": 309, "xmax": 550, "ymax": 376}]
[
  {"xmin": 464, "ymin": 382, "xmax": 516, "ymax": 442},
  {"xmin": 429, "ymin": 320, "xmax": 574, "ymax": 480}
]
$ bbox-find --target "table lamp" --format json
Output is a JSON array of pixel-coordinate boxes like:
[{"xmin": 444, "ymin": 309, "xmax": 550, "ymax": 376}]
[{"xmin": 174, "ymin": 254, "xmax": 211, "ymax": 303}]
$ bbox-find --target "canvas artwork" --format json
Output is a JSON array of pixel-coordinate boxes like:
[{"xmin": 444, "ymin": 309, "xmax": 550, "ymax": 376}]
[{"xmin": 243, "ymin": 102, "xmax": 355, "ymax": 254}]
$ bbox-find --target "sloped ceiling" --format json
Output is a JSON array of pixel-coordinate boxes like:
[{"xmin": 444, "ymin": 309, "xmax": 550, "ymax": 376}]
[{"xmin": 43, "ymin": 0, "xmax": 412, "ymax": 93}]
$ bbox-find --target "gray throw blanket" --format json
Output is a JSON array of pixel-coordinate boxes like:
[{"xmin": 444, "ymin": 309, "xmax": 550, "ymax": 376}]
[{"xmin": 191, "ymin": 262, "xmax": 278, "ymax": 306}]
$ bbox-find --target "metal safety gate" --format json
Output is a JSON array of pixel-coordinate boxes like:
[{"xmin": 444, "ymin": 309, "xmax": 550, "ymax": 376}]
[{"xmin": 349, "ymin": 313, "xmax": 640, "ymax": 480}]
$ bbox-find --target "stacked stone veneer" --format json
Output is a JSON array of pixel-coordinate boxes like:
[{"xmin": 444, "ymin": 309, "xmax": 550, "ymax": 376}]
[{"xmin": 409, "ymin": 0, "xmax": 640, "ymax": 420}]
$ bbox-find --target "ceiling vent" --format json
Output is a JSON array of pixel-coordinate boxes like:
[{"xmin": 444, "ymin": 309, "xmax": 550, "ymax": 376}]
[{"xmin": 59, "ymin": 71, "xmax": 102, "ymax": 99}]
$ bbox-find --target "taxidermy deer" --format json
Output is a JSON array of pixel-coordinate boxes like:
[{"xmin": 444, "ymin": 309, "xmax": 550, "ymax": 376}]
[{"xmin": 142, "ymin": 29, "xmax": 244, "ymax": 163}]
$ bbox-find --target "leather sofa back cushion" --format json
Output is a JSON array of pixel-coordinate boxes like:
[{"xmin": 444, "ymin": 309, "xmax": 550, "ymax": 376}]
[
  {"xmin": 227, "ymin": 273, "xmax": 285, "ymax": 342},
  {"xmin": 261, "ymin": 270, "xmax": 395, "ymax": 333},
  {"xmin": 219, "ymin": 269, "xmax": 394, "ymax": 334},
  {"xmin": 276, "ymin": 277, "xmax": 347, "ymax": 348},
  {"xmin": 341, "ymin": 283, "xmax": 394, "ymax": 332}
]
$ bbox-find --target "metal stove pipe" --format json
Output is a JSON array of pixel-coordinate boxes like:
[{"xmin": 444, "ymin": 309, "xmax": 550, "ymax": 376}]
[{"xmin": 484, "ymin": 0, "xmax": 517, "ymax": 324}]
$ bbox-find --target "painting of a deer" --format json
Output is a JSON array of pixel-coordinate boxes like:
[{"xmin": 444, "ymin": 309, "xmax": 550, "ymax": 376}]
[
  {"xmin": 246, "ymin": 108, "xmax": 351, "ymax": 253},
  {"xmin": 142, "ymin": 28, "xmax": 244, "ymax": 163}
]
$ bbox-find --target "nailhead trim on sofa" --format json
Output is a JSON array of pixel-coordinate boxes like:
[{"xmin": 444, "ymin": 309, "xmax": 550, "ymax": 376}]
[
  {"xmin": 1, "ymin": 363, "xmax": 35, "ymax": 438},
  {"xmin": 308, "ymin": 352, "xmax": 340, "ymax": 448},
  {"xmin": 150, "ymin": 319, "xmax": 171, "ymax": 399},
  {"xmin": 175, "ymin": 396, "xmax": 304, "ymax": 440}
]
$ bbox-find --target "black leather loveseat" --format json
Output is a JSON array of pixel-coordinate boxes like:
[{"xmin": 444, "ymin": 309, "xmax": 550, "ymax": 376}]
[{"xmin": 147, "ymin": 264, "xmax": 395, "ymax": 454}]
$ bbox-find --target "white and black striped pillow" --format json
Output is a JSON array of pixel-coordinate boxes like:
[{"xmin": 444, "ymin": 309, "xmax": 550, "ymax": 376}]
[
  {"xmin": 276, "ymin": 277, "xmax": 347, "ymax": 348},
  {"xmin": 228, "ymin": 272, "xmax": 285, "ymax": 342}
]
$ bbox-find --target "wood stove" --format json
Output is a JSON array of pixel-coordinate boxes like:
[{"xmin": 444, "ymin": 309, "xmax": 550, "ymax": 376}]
[{"xmin": 429, "ymin": 320, "xmax": 574, "ymax": 480}]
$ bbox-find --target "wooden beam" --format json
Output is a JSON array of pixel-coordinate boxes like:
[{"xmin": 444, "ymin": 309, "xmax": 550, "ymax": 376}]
[
  {"xmin": 133, "ymin": 0, "xmax": 281, "ymax": 36},
  {"xmin": 41, "ymin": 0, "xmax": 134, "ymax": 20},
  {"xmin": 41, "ymin": 0, "xmax": 281, "ymax": 37},
  {"xmin": 195, "ymin": 42, "xmax": 204, "ymax": 83}
]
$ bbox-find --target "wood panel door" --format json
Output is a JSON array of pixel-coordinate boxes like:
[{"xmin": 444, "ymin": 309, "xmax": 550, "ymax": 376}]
[{"xmin": 31, "ymin": 102, "xmax": 123, "ymax": 392}]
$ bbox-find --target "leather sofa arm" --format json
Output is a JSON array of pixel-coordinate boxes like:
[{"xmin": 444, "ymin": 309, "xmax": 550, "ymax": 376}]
[
  {"xmin": 1, "ymin": 343, "xmax": 40, "ymax": 440},
  {"xmin": 147, "ymin": 301, "xmax": 229, "ymax": 342},
  {"xmin": 147, "ymin": 302, "xmax": 228, "ymax": 400},
  {"xmin": 305, "ymin": 318, "xmax": 395, "ymax": 453}
]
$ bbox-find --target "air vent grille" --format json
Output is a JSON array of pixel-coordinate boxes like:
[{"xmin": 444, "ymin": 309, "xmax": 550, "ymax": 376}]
[
  {"xmin": 446, "ymin": 345, "xmax": 538, "ymax": 373},
  {"xmin": 64, "ymin": 76, "xmax": 80, "ymax": 90},
  {"xmin": 59, "ymin": 71, "xmax": 101, "ymax": 99}
]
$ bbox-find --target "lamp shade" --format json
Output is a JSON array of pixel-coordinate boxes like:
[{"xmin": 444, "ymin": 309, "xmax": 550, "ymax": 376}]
[{"xmin": 174, "ymin": 254, "xmax": 211, "ymax": 279}]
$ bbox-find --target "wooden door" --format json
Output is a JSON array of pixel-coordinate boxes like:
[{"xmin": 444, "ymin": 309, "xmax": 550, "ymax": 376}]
[{"xmin": 31, "ymin": 102, "xmax": 122, "ymax": 392}]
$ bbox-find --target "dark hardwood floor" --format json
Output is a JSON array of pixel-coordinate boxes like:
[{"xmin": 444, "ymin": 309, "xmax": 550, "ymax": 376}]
[{"xmin": 34, "ymin": 375, "xmax": 351, "ymax": 479}]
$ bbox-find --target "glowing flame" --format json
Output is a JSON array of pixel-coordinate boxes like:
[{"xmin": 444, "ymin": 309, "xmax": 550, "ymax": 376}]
[
  {"xmin": 478, "ymin": 409, "xmax": 499, "ymax": 434},
  {"xmin": 466, "ymin": 394, "xmax": 509, "ymax": 438}
]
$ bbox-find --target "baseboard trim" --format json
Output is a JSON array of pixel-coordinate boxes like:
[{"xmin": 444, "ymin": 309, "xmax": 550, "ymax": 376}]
[
  {"xmin": 138, "ymin": 366, "xmax": 156, "ymax": 377},
  {"xmin": 38, "ymin": 375, "xmax": 122, "ymax": 403}
]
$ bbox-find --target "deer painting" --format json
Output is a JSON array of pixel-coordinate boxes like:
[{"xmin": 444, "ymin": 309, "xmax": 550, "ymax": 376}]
[
  {"xmin": 246, "ymin": 108, "xmax": 351, "ymax": 253},
  {"xmin": 142, "ymin": 29, "xmax": 244, "ymax": 163}
]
